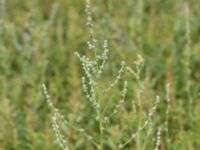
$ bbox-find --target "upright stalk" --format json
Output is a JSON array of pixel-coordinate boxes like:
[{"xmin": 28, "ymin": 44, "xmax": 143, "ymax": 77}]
[
  {"xmin": 136, "ymin": 64, "xmax": 143, "ymax": 150},
  {"xmin": 97, "ymin": 92, "xmax": 103, "ymax": 150}
]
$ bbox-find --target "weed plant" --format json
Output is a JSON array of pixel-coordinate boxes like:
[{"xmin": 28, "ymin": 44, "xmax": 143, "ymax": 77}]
[{"xmin": 0, "ymin": 0, "xmax": 200, "ymax": 150}]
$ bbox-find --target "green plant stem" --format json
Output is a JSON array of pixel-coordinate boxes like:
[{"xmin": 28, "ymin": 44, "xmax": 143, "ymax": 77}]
[
  {"xmin": 100, "ymin": 116, "xmax": 103, "ymax": 150},
  {"xmin": 98, "ymin": 91, "xmax": 103, "ymax": 150},
  {"xmin": 136, "ymin": 68, "xmax": 143, "ymax": 150},
  {"xmin": 137, "ymin": 83, "xmax": 142, "ymax": 150}
]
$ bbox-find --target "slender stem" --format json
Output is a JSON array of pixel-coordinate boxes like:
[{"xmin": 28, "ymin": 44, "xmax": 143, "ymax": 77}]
[
  {"xmin": 100, "ymin": 116, "xmax": 103, "ymax": 150},
  {"xmin": 97, "ymin": 90, "xmax": 104, "ymax": 150},
  {"xmin": 137, "ymin": 81, "xmax": 142, "ymax": 150},
  {"xmin": 136, "ymin": 65, "xmax": 143, "ymax": 150}
]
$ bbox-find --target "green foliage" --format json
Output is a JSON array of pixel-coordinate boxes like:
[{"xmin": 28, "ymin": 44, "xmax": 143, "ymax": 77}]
[{"xmin": 0, "ymin": 0, "xmax": 200, "ymax": 150}]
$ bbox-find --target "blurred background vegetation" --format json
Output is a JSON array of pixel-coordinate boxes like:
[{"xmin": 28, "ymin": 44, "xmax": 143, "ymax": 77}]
[{"xmin": 0, "ymin": 0, "xmax": 200, "ymax": 149}]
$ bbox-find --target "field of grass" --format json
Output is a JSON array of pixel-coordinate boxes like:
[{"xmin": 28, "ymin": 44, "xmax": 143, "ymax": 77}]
[{"xmin": 0, "ymin": 0, "xmax": 200, "ymax": 150}]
